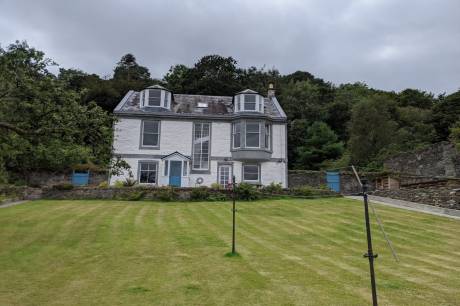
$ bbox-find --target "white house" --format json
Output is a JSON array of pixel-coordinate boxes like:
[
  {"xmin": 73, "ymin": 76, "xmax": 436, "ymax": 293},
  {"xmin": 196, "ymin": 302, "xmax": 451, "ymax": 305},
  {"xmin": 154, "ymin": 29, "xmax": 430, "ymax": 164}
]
[{"xmin": 109, "ymin": 84, "xmax": 288, "ymax": 188}]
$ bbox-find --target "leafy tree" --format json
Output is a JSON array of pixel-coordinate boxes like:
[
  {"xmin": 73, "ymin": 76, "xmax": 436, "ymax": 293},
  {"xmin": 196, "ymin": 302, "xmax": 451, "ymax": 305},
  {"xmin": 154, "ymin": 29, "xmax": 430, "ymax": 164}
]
[
  {"xmin": 450, "ymin": 121, "xmax": 460, "ymax": 151},
  {"xmin": 432, "ymin": 90, "xmax": 460, "ymax": 141},
  {"xmin": 113, "ymin": 53, "xmax": 150, "ymax": 82},
  {"xmin": 163, "ymin": 64, "xmax": 192, "ymax": 93},
  {"xmin": 348, "ymin": 94, "xmax": 398, "ymax": 166},
  {"xmin": 294, "ymin": 122, "xmax": 344, "ymax": 170},
  {"xmin": 0, "ymin": 41, "xmax": 113, "ymax": 182},
  {"xmin": 397, "ymin": 88, "xmax": 434, "ymax": 109}
]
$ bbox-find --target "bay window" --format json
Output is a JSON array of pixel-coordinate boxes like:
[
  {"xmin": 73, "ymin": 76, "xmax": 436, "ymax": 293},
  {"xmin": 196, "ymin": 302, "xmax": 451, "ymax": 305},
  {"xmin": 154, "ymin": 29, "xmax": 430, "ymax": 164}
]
[
  {"xmin": 264, "ymin": 124, "xmax": 271, "ymax": 149},
  {"xmin": 245, "ymin": 122, "xmax": 260, "ymax": 148},
  {"xmin": 232, "ymin": 122, "xmax": 241, "ymax": 148}
]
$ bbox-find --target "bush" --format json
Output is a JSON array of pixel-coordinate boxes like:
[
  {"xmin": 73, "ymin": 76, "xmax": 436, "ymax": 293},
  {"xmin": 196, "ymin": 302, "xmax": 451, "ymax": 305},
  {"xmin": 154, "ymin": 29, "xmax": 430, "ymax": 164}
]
[
  {"xmin": 52, "ymin": 183, "xmax": 74, "ymax": 190},
  {"xmin": 210, "ymin": 183, "xmax": 222, "ymax": 190},
  {"xmin": 98, "ymin": 181, "xmax": 109, "ymax": 189},
  {"xmin": 208, "ymin": 192, "xmax": 227, "ymax": 201},
  {"xmin": 190, "ymin": 187, "xmax": 210, "ymax": 201},
  {"xmin": 113, "ymin": 180, "xmax": 124, "ymax": 188},
  {"xmin": 156, "ymin": 187, "xmax": 178, "ymax": 202},
  {"xmin": 262, "ymin": 182, "xmax": 283, "ymax": 194},
  {"xmin": 126, "ymin": 190, "xmax": 145, "ymax": 201},
  {"xmin": 234, "ymin": 183, "xmax": 260, "ymax": 201}
]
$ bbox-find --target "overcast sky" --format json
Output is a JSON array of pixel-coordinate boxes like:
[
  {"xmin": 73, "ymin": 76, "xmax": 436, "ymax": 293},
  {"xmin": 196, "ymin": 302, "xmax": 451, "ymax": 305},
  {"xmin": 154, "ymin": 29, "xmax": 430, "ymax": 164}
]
[{"xmin": 1, "ymin": 0, "xmax": 459, "ymax": 94}]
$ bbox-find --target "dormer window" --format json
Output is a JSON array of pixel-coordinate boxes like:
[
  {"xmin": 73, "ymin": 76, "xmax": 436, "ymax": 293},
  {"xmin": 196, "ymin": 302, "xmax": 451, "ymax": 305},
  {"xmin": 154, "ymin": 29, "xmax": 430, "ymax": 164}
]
[
  {"xmin": 140, "ymin": 85, "xmax": 172, "ymax": 110},
  {"xmin": 234, "ymin": 89, "xmax": 264, "ymax": 114},
  {"xmin": 148, "ymin": 89, "xmax": 161, "ymax": 106}
]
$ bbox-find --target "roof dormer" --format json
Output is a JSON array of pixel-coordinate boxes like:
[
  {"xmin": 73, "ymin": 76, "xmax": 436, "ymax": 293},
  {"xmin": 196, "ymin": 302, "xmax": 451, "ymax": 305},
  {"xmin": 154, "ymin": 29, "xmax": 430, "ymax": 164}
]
[
  {"xmin": 140, "ymin": 85, "xmax": 172, "ymax": 110},
  {"xmin": 234, "ymin": 89, "xmax": 265, "ymax": 114}
]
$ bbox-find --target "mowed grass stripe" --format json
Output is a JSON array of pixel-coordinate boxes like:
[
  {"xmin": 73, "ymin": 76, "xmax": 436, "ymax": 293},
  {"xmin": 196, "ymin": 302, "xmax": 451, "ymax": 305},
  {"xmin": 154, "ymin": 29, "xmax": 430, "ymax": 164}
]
[
  {"xmin": 197, "ymin": 203, "xmax": 369, "ymax": 305},
  {"xmin": 0, "ymin": 199, "xmax": 459, "ymax": 306}
]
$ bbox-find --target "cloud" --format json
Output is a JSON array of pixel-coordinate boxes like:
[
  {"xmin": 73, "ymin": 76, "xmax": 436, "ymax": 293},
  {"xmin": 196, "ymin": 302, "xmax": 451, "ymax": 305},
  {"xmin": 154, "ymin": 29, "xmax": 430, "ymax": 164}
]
[{"xmin": 0, "ymin": 0, "xmax": 459, "ymax": 94}]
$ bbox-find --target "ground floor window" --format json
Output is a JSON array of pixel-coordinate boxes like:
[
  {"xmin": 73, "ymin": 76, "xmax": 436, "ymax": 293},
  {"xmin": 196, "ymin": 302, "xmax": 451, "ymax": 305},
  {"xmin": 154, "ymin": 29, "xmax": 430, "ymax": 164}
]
[
  {"xmin": 218, "ymin": 165, "xmax": 232, "ymax": 188},
  {"xmin": 139, "ymin": 162, "xmax": 158, "ymax": 184},
  {"xmin": 242, "ymin": 164, "xmax": 260, "ymax": 183}
]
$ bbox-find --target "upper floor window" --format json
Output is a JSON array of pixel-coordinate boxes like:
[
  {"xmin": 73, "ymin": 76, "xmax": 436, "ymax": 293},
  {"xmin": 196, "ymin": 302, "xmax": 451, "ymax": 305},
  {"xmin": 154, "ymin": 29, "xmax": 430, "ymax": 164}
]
[
  {"xmin": 192, "ymin": 122, "xmax": 211, "ymax": 170},
  {"xmin": 234, "ymin": 90, "xmax": 264, "ymax": 113},
  {"xmin": 141, "ymin": 120, "xmax": 160, "ymax": 148},
  {"xmin": 246, "ymin": 122, "xmax": 260, "ymax": 148},
  {"xmin": 264, "ymin": 124, "xmax": 271, "ymax": 149},
  {"xmin": 244, "ymin": 94, "xmax": 257, "ymax": 111},
  {"xmin": 233, "ymin": 122, "xmax": 241, "ymax": 148},
  {"xmin": 148, "ymin": 89, "xmax": 161, "ymax": 106},
  {"xmin": 140, "ymin": 85, "xmax": 172, "ymax": 109}
]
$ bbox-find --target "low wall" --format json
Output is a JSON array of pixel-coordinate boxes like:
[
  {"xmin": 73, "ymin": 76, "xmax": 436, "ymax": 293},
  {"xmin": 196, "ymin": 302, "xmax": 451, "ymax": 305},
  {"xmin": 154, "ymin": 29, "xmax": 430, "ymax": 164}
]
[
  {"xmin": 11, "ymin": 171, "xmax": 107, "ymax": 187},
  {"xmin": 288, "ymin": 170, "xmax": 377, "ymax": 194},
  {"xmin": 371, "ymin": 188, "xmax": 460, "ymax": 210}
]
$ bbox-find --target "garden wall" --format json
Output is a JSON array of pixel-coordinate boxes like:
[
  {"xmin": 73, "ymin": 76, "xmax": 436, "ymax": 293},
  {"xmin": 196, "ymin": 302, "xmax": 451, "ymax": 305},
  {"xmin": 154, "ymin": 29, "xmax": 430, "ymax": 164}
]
[
  {"xmin": 371, "ymin": 188, "xmax": 460, "ymax": 210},
  {"xmin": 288, "ymin": 170, "xmax": 377, "ymax": 195}
]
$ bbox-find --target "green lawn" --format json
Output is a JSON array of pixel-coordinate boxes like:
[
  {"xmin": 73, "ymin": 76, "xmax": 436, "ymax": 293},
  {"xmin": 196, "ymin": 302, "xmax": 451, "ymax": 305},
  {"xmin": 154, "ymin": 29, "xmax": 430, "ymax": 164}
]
[{"xmin": 0, "ymin": 198, "xmax": 459, "ymax": 305}]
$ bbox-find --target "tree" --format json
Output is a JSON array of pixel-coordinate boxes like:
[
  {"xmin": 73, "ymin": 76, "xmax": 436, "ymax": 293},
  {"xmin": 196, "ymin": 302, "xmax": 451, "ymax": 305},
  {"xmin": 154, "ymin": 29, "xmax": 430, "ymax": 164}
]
[
  {"xmin": 397, "ymin": 88, "xmax": 434, "ymax": 109},
  {"xmin": 432, "ymin": 90, "xmax": 460, "ymax": 141},
  {"xmin": 450, "ymin": 121, "xmax": 460, "ymax": 151},
  {"xmin": 348, "ymin": 94, "xmax": 398, "ymax": 167},
  {"xmin": 188, "ymin": 55, "xmax": 240, "ymax": 95},
  {"xmin": 113, "ymin": 53, "xmax": 150, "ymax": 82},
  {"xmin": 163, "ymin": 64, "xmax": 192, "ymax": 93},
  {"xmin": 0, "ymin": 41, "xmax": 113, "ymax": 182},
  {"xmin": 294, "ymin": 122, "xmax": 344, "ymax": 170}
]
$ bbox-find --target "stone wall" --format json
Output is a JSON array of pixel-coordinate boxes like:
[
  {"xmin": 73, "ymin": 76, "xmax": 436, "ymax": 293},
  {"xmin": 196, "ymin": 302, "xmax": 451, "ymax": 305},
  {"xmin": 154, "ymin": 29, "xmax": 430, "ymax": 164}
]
[
  {"xmin": 21, "ymin": 171, "xmax": 107, "ymax": 187},
  {"xmin": 384, "ymin": 142, "xmax": 460, "ymax": 177},
  {"xmin": 288, "ymin": 170, "xmax": 377, "ymax": 195},
  {"xmin": 371, "ymin": 188, "xmax": 460, "ymax": 210}
]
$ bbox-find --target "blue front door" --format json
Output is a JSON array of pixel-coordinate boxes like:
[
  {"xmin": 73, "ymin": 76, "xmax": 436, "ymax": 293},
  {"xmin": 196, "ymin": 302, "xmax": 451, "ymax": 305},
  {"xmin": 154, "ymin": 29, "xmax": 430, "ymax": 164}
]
[
  {"xmin": 169, "ymin": 161, "xmax": 182, "ymax": 187},
  {"xmin": 326, "ymin": 171, "xmax": 340, "ymax": 193}
]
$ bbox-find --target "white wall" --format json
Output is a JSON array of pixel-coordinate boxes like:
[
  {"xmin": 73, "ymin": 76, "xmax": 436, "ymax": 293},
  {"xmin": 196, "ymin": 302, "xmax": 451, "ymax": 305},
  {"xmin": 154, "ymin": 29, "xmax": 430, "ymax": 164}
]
[{"xmin": 272, "ymin": 124, "xmax": 286, "ymax": 159}]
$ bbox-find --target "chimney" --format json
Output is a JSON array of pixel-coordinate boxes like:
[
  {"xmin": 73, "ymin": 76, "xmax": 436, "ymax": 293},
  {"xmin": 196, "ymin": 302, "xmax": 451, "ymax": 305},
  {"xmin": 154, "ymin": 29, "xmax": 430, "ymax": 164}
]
[{"xmin": 267, "ymin": 83, "xmax": 275, "ymax": 98}]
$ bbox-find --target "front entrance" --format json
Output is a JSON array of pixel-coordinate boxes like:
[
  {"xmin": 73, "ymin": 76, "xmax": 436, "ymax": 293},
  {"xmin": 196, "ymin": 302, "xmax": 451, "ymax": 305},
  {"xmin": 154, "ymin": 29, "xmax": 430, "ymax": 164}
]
[{"xmin": 169, "ymin": 160, "xmax": 182, "ymax": 187}]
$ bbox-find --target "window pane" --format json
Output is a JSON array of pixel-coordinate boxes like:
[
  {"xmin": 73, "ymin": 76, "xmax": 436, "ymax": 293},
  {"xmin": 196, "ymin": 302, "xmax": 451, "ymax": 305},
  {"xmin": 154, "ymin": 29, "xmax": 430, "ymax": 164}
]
[
  {"xmin": 245, "ymin": 95, "xmax": 256, "ymax": 102},
  {"xmin": 245, "ymin": 102, "xmax": 256, "ymax": 110},
  {"xmin": 246, "ymin": 123, "xmax": 259, "ymax": 132},
  {"xmin": 246, "ymin": 133, "xmax": 259, "ymax": 147},
  {"xmin": 192, "ymin": 123, "xmax": 210, "ymax": 170},
  {"xmin": 243, "ymin": 165, "xmax": 259, "ymax": 181},
  {"xmin": 148, "ymin": 89, "xmax": 161, "ymax": 106},
  {"xmin": 140, "ymin": 171, "xmax": 148, "ymax": 183},
  {"xmin": 143, "ymin": 133, "xmax": 158, "ymax": 146},
  {"xmin": 144, "ymin": 121, "xmax": 158, "ymax": 133},
  {"xmin": 147, "ymin": 171, "xmax": 156, "ymax": 183}
]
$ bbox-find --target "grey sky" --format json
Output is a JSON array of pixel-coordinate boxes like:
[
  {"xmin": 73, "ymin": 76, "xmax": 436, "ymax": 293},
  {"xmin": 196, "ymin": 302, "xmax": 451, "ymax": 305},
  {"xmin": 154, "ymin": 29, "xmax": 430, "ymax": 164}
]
[{"xmin": 1, "ymin": 0, "xmax": 459, "ymax": 94}]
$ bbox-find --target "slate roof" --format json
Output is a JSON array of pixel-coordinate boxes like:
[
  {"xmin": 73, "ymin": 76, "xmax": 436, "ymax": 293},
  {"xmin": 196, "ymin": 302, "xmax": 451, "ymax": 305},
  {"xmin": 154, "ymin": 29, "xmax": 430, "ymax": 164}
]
[{"xmin": 115, "ymin": 90, "xmax": 285, "ymax": 120}]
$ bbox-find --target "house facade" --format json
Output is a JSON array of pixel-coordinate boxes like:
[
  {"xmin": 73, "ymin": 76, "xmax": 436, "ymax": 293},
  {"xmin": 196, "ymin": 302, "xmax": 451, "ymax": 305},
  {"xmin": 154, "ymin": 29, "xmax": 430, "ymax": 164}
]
[{"xmin": 109, "ymin": 84, "xmax": 288, "ymax": 188}]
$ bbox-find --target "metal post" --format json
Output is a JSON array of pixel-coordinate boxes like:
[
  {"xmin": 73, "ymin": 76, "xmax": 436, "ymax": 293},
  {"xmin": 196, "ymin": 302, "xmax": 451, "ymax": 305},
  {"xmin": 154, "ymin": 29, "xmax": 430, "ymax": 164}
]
[
  {"xmin": 231, "ymin": 175, "xmax": 236, "ymax": 254},
  {"xmin": 362, "ymin": 179, "xmax": 378, "ymax": 306}
]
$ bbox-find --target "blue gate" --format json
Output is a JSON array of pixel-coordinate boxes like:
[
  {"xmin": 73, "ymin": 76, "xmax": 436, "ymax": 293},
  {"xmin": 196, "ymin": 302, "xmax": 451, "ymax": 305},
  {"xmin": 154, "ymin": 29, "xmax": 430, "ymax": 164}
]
[
  {"xmin": 72, "ymin": 170, "xmax": 89, "ymax": 186},
  {"xmin": 169, "ymin": 161, "xmax": 182, "ymax": 187},
  {"xmin": 326, "ymin": 171, "xmax": 340, "ymax": 193}
]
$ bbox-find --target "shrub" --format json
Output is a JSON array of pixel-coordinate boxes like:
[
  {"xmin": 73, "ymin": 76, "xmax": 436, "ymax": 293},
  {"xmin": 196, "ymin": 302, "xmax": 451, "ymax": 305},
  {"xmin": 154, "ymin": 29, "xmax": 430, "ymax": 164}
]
[
  {"xmin": 262, "ymin": 182, "xmax": 283, "ymax": 194},
  {"xmin": 98, "ymin": 181, "xmax": 109, "ymax": 189},
  {"xmin": 52, "ymin": 183, "xmax": 74, "ymax": 190},
  {"xmin": 291, "ymin": 185, "xmax": 324, "ymax": 196},
  {"xmin": 210, "ymin": 183, "xmax": 222, "ymax": 190},
  {"xmin": 126, "ymin": 190, "xmax": 145, "ymax": 201},
  {"xmin": 208, "ymin": 192, "xmax": 227, "ymax": 201},
  {"xmin": 156, "ymin": 187, "xmax": 178, "ymax": 202},
  {"xmin": 113, "ymin": 180, "xmax": 124, "ymax": 188},
  {"xmin": 234, "ymin": 183, "xmax": 260, "ymax": 201},
  {"xmin": 190, "ymin": 187, "xmax": 210, "ymax": 201}
]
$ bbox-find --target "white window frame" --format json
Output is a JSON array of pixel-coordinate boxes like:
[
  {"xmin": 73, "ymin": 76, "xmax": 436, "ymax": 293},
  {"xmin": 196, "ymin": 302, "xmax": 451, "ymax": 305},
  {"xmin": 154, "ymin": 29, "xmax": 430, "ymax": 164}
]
[
  {"xmin": 147, "ymin": 89, "xmax": 162, "ymax": 106},
  {"xmin": 138, "ymin": 161, "xmax": 158, "ymax": 184},
  {"xmin": 192, "ymin": 122, "xmax": 211, "ymax": 170},
  {"xmin": 232, "ymin": 122, "xmax": 241, "ymax": 149},
  {"xmin": 245, "ymin": 122, "xmax": 260, "ymax": 148},
  {"xmin": 242, "ymin": 164, "xmax": 260, "ymax": 183},
  {"xmin": 244, "ymin": 94, "xmax": 257, "ymax": 111},
  {"xmin": 141, "ymin": 120, "xmax": 160, "ymax": 148},
  {"xmin": 265, "ymin": 123, "xmax": 271, "ymax": 150}
]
